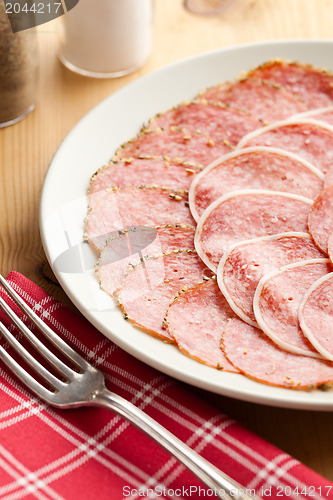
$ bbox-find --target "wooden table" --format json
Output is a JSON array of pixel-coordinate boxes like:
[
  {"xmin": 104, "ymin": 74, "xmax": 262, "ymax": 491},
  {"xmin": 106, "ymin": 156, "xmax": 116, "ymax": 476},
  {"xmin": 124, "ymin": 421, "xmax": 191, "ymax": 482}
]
[{"xmin": 1, "ymin": 0, "xmax": 333, "ymax": 483}]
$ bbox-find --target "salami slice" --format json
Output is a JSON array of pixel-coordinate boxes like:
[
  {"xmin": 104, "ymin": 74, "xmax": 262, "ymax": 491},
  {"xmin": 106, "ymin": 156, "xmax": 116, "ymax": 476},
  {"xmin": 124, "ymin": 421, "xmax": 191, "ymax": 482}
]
[
  {"xmin": 245, "ymin": 59, "xmax": 333, "ymax": 109},
  {"xmin": 147, "ymin": 99, "xmax": 263, "ymax": 146},
  {"xmin": 217, "ymin": 232, "xmax": 323, "ymax": 326},
  {"xmin": 253, "ymin": 259, "xmax": 332, "ymax": 358},
  {"xmin": 97, "ymin": 225, "xmax": 195, "ymax": 298},
  {"xmin": 89, "ymin": 157, "xmax": 202, "ymax": 208},
  {"xmin": 308, "ymin": 184, "xmax": 333, "ymax": 254},
  {"xmin": 200, "ymin": 78, "xmax": 306, "ymax": 122},
  {"xmin": 293, "ymin": 106, "xmax": 333, "ymax": 127},
  {"xmin": 328, "ymin": 231, "xmax": 333, "ymax": 263},
  {"xmin": 189, "ymin": 147, "xmax": 323, "ymax": 221},
  {"xmin": 195, "ymin": 189, "xmax": 313, "ymax": 272},
  {"xmin": 85, "ymin": 186, "xmax": 195, "ymax": 250},
  {"xmin": 117, "ymin": 251, "xmax": 214, "ymax": 341},
  {"xmin": 237, "ymin": 119, "xmax": 333, "ymax": 177},
  {"xmin": 298, "ymin": 273, "xmax": 333, "ymax": 361},
  {"xmin": 222, "ymin": 318, "xmax": 333, "ymax": 390},
  {"xmin": 113, "ymin": 127, "xmax": 232, "ymax": 168},
  {"xmin": 323, "ymin": 169, "xmax": 333, "ymax": 188},
  {"xmin": 165, "ymin": 279, "xmax": 238, "ymax": 370}
]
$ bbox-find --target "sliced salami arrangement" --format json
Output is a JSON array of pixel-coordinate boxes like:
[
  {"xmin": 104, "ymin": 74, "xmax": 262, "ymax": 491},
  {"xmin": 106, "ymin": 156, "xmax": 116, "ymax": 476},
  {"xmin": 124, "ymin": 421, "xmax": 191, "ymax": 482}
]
[{"xmin": 85, "ymin": 57, "xmax": 333, "ymax": 392}]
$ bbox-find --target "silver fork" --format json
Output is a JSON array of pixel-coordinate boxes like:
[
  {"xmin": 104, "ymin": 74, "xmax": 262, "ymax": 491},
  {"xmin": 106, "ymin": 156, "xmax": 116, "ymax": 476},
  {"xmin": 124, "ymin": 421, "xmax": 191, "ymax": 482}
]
[{"xmin": 0, "ymin": 274, "xmax": 259, "ymax": 500}]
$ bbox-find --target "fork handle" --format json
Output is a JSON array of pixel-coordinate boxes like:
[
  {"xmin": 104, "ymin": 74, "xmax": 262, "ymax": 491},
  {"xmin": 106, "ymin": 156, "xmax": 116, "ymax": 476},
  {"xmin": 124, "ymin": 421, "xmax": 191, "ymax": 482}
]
[{"xmin": 90, "ymin": 387, "xmax": 260, "ymax": 500}]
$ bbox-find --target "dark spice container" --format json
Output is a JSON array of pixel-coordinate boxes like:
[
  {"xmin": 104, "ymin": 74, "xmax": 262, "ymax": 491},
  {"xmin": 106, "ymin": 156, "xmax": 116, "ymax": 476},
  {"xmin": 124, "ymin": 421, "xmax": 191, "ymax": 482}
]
[{"xmin": 0, "ymin": 0, "xmax": 39, "ymax": 127}]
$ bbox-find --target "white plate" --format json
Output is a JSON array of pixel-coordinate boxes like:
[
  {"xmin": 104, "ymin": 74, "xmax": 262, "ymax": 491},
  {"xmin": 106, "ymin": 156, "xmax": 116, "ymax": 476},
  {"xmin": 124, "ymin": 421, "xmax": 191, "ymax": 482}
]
[{"xmin": 40, "ymin": 39, "xmax": 333, "ymax": 411}]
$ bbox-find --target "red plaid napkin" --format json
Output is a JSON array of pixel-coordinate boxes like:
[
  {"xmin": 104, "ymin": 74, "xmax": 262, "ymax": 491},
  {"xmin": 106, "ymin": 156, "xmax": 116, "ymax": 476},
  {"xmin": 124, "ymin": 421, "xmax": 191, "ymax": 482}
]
[{"xmin": 0, "ymin": 272, "xmax": 332, "ymax": 500}]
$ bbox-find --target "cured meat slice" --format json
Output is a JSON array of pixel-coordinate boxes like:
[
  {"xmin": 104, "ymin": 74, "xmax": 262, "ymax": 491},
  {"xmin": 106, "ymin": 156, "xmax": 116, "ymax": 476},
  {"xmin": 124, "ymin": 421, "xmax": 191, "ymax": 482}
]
[
  {"xmin": 199, "ymin": 78, "xmax": 306, "ymax": 122},
  {"xmin": 237, "ymin": 119, "xmax": 333, "ymax": 177},
  {"xmin": 323, "ymin": 169, "xmax": 333, "ymax": 188},
  {"xmin": 147, "ymin": 99, "xmax": 263, "ymax": 146},
  {"xmin": 293, "ymin": 106, "xmax": 333, "ymax": 127},
  {"xmin": 165, "ymin": 279, "xmax": 238, "ymax": 371},
  {"xmin": 253, "ymin": 259, "xmax": 332, "ymax": 358},
  {"xmin": 299, "ymin": 273, "xmax": 333, "ymax": 361},
  {"xmin": 89, "ymin": 157, "xmax": 202, "ymax": 208},
  {"xmin": 117, "ymin": 251, "xmax": 214, "ymax": 341},
  {"xmin": 97, "ymin": 225, "xmax": 195, "ymax": 298},
  {"xmin": 308, "ymin": 184, "xmax": 333, "ymax": 254},
  {"xmin": 245, "ymin": 59, "xmax": 333, "ymax": 109},
  {"xmin": 85, "ymin": 186, "xmax": 195, "ymax": 250},
  {"xmin": 113, "ymin": 127, "xmax": 232, "ymax": 168},
  {"xmin": 195, "ymin": 189, "xmax": 313, "ymax": 272},
  {"xmin": 217, "ymin": 232, "xmax": 323, "ymax": 326},
  {"xmin": 189, "ymin": 147, "xmax": 323, "ymax": 221},
  {"xmin": 222, "ymin": 318, "xmax": 333, "ymax": 390},
  {"xmin": 328, "ymin": 231, "xmax": 333, "ymax": 263}
]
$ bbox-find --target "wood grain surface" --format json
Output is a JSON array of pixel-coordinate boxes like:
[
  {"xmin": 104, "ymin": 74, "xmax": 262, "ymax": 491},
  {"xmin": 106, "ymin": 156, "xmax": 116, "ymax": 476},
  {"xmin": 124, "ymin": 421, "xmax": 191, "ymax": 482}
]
[{"xmin": 1, "ymin": 0, "xmax": 333, "ymax": 483}]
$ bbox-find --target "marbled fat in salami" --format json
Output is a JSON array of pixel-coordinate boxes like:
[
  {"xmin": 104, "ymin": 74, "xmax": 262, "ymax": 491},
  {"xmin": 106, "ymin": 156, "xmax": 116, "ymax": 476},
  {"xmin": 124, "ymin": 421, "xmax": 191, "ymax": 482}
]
[
  {"xmin": 308, "ymin": 184, "xmax": 333, "ymax": 253},
  {"xmin": 200, "ymin": 78, "xmax": 307, "ymax": 122},
  {"xmin": 166, "ymin": 279, "xmax": 238, "ymax": 370},
  {"xmin": 189, "ymin": 147, "xmax": 323, "ymax": 221},
  {"xmin": 85, "ymin": 186, "xmax": 195, "ymax": 250},
  {"xmin": 113, "ymin": 127, "xmax": 232, "ymax": 168},
  {"xmin": 253, "ymin": 259, "xmax": 332, "ymax": 357},
  {"xmin": 147, "ymin": 99, "xmax": 263, "ymax": 146},
  {"xmin": 117, "ymin": 251, "xmax": 214, "ymax": 341},
  {"xmin": 89, "ymin": 157, "xmax": 202, "ymax": 208},
  {"xmin": 195, "ymin": 189, "xmax": 313, "ymax": 272},
  {"xmin": 237, "ymin": 119, "xmax": 333, "ymax": 178},
  {"xmin": 222, "ymin": 318, "xmax": 333, "ymax": 390},
  {"xmin": 97, "ymin": 225, "xmax": 195, "ymax": 298},
  {"xmin": 245, "ymin": 59, "xmax": 333, "ymax": 109},
  {"xmin": 217, "ymin": 233, "xmax": 323, "ymax": 326}
]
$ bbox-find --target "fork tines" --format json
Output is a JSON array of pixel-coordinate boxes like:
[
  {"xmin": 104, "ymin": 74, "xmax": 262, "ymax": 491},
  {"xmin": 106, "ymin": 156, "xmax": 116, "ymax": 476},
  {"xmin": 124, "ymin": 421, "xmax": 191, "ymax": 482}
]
[{"xmin": 0, "ymin": 274, "xmax": 85, "ymax": 396}]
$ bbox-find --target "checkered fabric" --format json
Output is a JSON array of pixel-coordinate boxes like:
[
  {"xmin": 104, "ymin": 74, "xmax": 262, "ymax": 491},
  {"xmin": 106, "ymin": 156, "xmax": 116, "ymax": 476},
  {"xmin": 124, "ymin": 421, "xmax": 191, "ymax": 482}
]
[{"xmin": 0, "ymin": 272, "xmax": 332, "ymax": 500}]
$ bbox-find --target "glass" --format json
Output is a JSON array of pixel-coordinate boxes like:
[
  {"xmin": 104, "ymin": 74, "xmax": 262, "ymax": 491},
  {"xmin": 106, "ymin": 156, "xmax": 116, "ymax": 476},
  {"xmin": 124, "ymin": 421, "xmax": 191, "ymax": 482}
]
[
  {"xmin": 184, "ymin": 0, "xmax": 237, "ymax": 15},
  {"xmin": 0, "ymin": 2, "xmax": 39, "ymax": 127},
  {"xmin": 57, "ymin": 0, "xmax": 154, "ymax": 78}
]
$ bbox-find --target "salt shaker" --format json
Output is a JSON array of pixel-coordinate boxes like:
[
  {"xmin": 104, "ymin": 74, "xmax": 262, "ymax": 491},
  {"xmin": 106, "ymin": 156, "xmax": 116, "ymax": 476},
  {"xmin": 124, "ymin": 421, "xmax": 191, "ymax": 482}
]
[
  {"xmin": 0, "ymin": 1, "xmax": 39, "ymax": 127},
  {"xmin": 57, "ymin": 0, "xmax": 154, "ymax": 78}
]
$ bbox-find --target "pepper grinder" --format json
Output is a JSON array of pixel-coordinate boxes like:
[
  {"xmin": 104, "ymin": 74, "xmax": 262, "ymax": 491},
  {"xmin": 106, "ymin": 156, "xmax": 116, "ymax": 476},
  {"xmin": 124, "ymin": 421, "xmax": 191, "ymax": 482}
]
[{"xmin": 0, "ymin": 0, "xmax": 39, "ymax": 127}]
